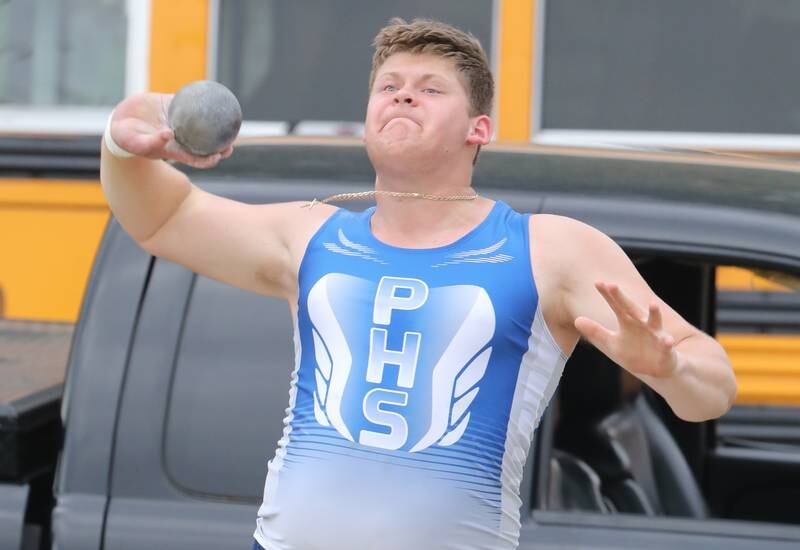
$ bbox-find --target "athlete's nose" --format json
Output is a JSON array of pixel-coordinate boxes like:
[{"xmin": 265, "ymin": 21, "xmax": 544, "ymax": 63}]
[{"xmin": 394, "ymin": 89, "xmax": 416, "ymax": 106}]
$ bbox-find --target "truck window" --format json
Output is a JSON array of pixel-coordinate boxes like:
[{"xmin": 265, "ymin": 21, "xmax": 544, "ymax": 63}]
[
  {"xmin": 538, "ymin": 259, "xmax": 800, "ymax": 529},
  {"xmin": 163, "ymin": 275, "xmax": 294, "ymax": 500}
]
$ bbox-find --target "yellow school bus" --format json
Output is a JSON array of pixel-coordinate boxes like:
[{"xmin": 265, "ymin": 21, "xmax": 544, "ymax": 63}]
[{"xmin": 1, "ymin": 0, "xmax": 799, "ymax": 405}]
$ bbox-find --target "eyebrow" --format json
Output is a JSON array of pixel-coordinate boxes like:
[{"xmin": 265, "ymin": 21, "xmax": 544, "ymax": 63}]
[{"xmin": 377, "ymin": 72, "xmax": 450, "ymax": 85}]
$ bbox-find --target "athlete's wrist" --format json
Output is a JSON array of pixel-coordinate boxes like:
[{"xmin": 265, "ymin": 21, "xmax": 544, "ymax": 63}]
[{"xmin": 103, "ymin": 110, "xmax": 136, "ymax": 159}]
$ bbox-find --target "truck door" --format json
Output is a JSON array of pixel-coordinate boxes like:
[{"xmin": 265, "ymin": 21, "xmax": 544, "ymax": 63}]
[{"xmin": 102, "ymin": 257, "xmax": 295, "ymax": 549}]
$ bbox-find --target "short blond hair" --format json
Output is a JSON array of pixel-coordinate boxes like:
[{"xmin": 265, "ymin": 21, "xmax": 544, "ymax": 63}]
[{"xmin": 370, "ymin": 18, "xmax": 494, "ymax": 117}]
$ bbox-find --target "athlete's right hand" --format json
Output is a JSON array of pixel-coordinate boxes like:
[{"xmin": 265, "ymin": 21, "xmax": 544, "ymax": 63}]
[{"xmin": 106, "ymin": 92, "xmax": 233, "ymax": 169}]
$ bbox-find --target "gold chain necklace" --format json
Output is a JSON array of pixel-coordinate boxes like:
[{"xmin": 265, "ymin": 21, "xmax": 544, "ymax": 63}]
[{"xmin": 303, "ymin": 189, "xmax": 479, "ymax": 208}]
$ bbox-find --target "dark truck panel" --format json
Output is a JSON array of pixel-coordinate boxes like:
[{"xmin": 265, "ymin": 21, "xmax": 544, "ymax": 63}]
[{"xmin": 51, "ymin": 225, "xmax": 153, "ymax": 550}]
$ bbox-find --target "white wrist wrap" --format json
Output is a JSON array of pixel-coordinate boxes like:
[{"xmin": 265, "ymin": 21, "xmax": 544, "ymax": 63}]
[{"xmin": 103, "ymin": 110, "xmax": 135, "ymax": 158}]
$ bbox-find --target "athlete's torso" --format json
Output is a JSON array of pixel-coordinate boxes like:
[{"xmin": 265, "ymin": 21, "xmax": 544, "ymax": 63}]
[{"xmin": 255, "ymin": 201, "xmax": 567, "ymax": 550}]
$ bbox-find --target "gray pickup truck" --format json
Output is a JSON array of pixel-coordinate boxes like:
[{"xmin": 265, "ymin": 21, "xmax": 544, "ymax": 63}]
[{"xmin": 3, "ymin": 140, "xmax": 800, "ymax": 550}]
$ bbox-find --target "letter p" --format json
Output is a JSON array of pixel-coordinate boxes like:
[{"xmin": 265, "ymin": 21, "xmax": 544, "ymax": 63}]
[{"xmin": 373, "ymin": 277, "xmax": 429, "ymax": 325}]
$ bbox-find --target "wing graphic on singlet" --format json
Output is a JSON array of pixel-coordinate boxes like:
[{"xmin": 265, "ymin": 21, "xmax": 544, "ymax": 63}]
[
  {"xmin": 437, "ymin": 346, "xmax": 492, "ymax": 446},
  {"xmin": 410, "ymin": 287, "xmax": 495, "ymax": 452},
  {"xmin": 307, "ymin": 273, "xmax": 355, "ymax": 441}
]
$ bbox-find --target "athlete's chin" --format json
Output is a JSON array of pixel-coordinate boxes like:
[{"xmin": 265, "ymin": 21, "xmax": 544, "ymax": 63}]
[
  {"xmin": 367, "ymin": 140, "xmax": 434, "ymax": 174},
  {"xmin": 368, "ymin": 134, "xmax": 422, "ymax": 155}
]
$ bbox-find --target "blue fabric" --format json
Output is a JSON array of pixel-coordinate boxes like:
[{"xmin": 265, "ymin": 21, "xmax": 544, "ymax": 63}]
[
  {"xmin": 254, "ymin": 200, "xmax": 556, "ymax": 550},
  {"xmin": 252, "ymin": 541, "xmax": 265, "ymax": 550},
  {"xmin": 293, "ymin": 200, "xmax": 537, "ymax": 460}
]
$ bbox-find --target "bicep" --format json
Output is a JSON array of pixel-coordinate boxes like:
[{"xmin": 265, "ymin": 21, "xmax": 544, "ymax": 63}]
[
  {"xmin": 562, "ymin": 220, "xmax": 699, "ymax": 342},
  {"xmin": 141, "ymin": 188, "xmax": 332, "ymax": 298}
]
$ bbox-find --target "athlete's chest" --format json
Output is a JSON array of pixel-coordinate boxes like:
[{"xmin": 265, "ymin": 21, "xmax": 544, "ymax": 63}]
[{"xmin": 297, "ymin": 262, "xmax": 533, "ymax": 448}]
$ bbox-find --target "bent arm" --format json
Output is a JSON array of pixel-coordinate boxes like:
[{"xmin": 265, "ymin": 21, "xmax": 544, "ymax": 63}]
[
  {"xmin": 100, "ymin": 100, "xmax": 335, "ymax": 299},
  {"xmin": 100, "ymin": 146, "xmax": 193, "ymax": 244}
]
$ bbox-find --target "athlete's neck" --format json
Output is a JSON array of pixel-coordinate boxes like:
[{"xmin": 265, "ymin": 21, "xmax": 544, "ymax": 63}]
[{"xmin": 370, "ymin": 174, "xmax": 494, "ymax": 249}]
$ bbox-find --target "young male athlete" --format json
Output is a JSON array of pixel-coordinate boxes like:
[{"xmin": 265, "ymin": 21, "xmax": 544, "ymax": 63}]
[{"xmin": 101, "ymin": 18, "xmax": 736, "ymax": 550}]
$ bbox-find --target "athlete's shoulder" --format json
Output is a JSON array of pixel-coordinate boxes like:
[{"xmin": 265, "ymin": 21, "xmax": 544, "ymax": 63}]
[
  {"xmin": 528, "ymin": 213, "xmax": 609, "ymax": 244},
  {"xmin": 528, "ymin": 213, "xmax": 629, "ymax": 287},
  {"xmin": 528, "ymin": 213, "xmax": 621, "ymax": 277}
]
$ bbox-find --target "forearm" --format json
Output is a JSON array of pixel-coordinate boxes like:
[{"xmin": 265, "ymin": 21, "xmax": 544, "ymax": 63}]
[
  {"xmin": 640, "ymin": 333, "xmax": 737, "ymax": 422},
  {"xmin": 100, "ymin": 141, "xmax": 193, "ymax": 243}
]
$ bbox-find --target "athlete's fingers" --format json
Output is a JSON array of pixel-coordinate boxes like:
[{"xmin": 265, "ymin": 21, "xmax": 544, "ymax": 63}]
[
  {"xmin": 647, "ymin": 301, "xmax": 664, "ymax": 331},
  {"xmin": 574, "ymin": 315, "xmax": 614, "ymax": 352},
  {"xmin": 192, "ymin": 152, "xmax": 223, "ymax": 169},
  {"xmin": 604, "ymin": 282, "xmax": 647, "ymax": 322},
  {"xmin": 595, "ymin": 282, "xmax": 636, "ymax": 323}
]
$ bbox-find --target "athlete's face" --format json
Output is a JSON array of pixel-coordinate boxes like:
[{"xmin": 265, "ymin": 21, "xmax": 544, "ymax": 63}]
[{"xmin": 364, "ymin": 53, "xmax": 491, "ymax": 174}]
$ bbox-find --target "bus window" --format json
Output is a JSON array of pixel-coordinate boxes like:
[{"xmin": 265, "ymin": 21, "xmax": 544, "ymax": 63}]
[
  {"xmin": 0, "ymin": 0, "xmax": 126, "ymax": 108},
  {"xmin": 214, "ymin": 0, "xmax": 495, "ymax": 130},
  {"xmin": 716, "ymin": 265, "xmax": 800, "ymax": 406}
]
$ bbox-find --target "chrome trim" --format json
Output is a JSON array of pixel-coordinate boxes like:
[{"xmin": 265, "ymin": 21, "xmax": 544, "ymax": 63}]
[
  {"xmin": 535, "ymin": 129, "xmax": 800, "ymax": 152},
  {"xmin": 125, "ymin": 0, "xmax": 151, "ymax": 94},
  {"xmin": 531, "ymin": 0, "xmax": 547, "ymax": 138},
  {"xmin": 206, "ymin": 0, "xmax": 220, "ymax": 81}
]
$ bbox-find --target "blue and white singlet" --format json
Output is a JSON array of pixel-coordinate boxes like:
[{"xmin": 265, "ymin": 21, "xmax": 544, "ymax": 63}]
[{"xmin": 254, "ymin": 200, "xmax": 568, "ymax": 550}]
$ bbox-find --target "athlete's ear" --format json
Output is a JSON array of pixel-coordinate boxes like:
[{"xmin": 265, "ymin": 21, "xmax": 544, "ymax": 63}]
[{"xmin": 466, "ymin": 114, "xmax": 492, "ymax": 146}]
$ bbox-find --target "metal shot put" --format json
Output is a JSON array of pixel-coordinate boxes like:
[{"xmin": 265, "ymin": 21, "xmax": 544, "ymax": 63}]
[{"xmin": 168, "ymin": 80, "xmax": 242, "ymax": 157}]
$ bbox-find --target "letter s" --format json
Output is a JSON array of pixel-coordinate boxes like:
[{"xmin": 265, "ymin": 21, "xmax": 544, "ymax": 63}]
[{"xmin": 359, "ymin": 388, "xmax": 409, "ymax": 450}]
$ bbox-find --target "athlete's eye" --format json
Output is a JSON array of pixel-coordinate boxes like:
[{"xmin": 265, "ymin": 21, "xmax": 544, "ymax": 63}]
[
  {"xmin": 422, "ymin": 88, "xmax": 440, "ymax": 95},
  {"xmin": 382, "ymin": 84, "xmax": 397, "ymax": 92}
]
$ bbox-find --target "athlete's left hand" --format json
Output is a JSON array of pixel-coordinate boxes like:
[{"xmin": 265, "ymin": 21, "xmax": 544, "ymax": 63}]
[{"xmin": 573, "ymin": 281, "xmax": 679, "ymax": 378}]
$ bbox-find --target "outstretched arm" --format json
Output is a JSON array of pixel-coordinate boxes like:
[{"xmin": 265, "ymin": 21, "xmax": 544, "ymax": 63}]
[
  {"xmin": 538, "ymin": 215, "xmax": 736, "ymax": 422},
  {"xmin": 574, "ymin": 281, "xmax": 735, "ymax": 421}
]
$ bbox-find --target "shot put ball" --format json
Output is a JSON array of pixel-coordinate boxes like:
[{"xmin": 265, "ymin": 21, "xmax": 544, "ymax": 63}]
[{"xmin": 168, "ymin": 80, "xmax": 243, "ymax": 156}]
